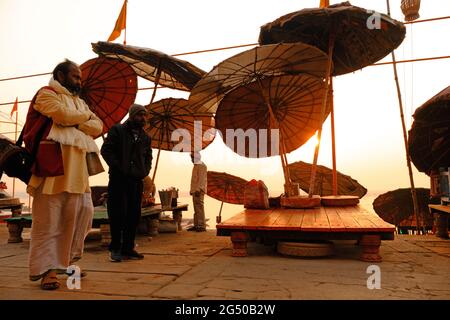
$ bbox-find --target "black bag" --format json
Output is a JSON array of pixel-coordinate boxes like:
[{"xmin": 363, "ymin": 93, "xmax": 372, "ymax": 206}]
[
  {"xmin": 0, "ymin": 137, "xmax": 33, "ymax": 184},
  {"xmin": 0, "ymin": 117, "xmax": 51, "ymax": 185}
]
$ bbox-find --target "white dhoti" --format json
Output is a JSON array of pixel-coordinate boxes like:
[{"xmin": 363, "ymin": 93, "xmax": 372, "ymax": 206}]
[{"xmin": 28, "ymin": 189, "xmax": 93, "ymax": 279}]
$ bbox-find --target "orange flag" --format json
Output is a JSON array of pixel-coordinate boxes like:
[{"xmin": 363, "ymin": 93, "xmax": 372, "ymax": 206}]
[
  {"xmin": 320, "ymin": 0, "xmax": 329, "ymax": 8},
  {"xmin": 10, "ymin": 97, "xmax": 18, "ymax": 118},
  {"xmin": 108, "ymin": 0, "xmax": 127, "ymax": 43}
]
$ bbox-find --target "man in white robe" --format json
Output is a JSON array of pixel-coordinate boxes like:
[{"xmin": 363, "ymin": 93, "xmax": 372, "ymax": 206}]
[{"xmin": 27, "ymin": 60, "xmax": 103, "ymax": 290}]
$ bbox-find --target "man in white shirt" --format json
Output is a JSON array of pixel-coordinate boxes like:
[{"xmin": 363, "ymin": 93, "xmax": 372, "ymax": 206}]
[{"xmin": 188, "ymin": 152, "xmax": 207, "ymax": 232}]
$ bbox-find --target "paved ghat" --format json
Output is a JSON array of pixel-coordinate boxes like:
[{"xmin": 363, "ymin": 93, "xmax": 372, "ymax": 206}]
[{"xmin": 0, "ymin": 225, "xmax": 448, "ymax": 300}]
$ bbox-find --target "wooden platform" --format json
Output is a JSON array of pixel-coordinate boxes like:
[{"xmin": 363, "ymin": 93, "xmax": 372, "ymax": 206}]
[
  {"xmin": 4, "ymin": 203, "xmax": 188, "ymax": 245},
  {"xmin": 216, "ymin": 206, "xmax": 395, "ymax": 262}
]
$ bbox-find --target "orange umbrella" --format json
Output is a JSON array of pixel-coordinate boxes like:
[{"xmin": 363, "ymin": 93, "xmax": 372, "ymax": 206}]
[
  {"xmin": 206, "ymin": 171, "xmax": 248, "ymax": 223},
  {"xmin": 188, "ymin": 43, "xmax": 329, "ymax": 115},
  {"xmin": 92, "ymin": 41, "xmax": 205, "ymax": 91},
  {"xmin": 259, "ymin": 3, "xmax": 405, "ymax": 200},
  {"xmin": 373, "ymin": 188, "xmax": 437, "ymax": 229},
  {"xmin": 80, "ymin": 57, "xmax": 137, "ymax": 135},
  {"xmin": 216, "ymin": 74, "xmax": 329, "ymax": 158},
  {"xmin": 408, "ymin": 86, "xmax": 450, "ymax": 175},
  {"xmin": 288, "ymin": 160, "xmax": 367, "ymax": 198},
  {"xmin": 259, "ymin": 2, "xmax": 405, "ymax": 76},
  {"xmin": 207, "ymin": 171, "xmax": 247, "ymax": 204},
  {"xmin": 144, "ymin": 98, "xmax": 215, "ymax": 183}
]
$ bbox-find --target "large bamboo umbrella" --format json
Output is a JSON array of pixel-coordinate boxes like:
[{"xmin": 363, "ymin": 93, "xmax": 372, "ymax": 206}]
[
  {"xmin": 92, "ymin": 41, "xmax": 206, "ymax": 109},
  {"xmin": 373, "ymin": 188, "xmax": 437, "ymax": 228},
  {"xmin": 215, "ymin": 74, "xmax": 330, "ymax": 158},
  {"xmin": 259, "ymin": 2, "xmax": 405, "ymax": 76},
  {"xmin": 189, "ymin": 43, "xmax": 329, "ymax": 195},
  {"xmin": 207, "ymin": 171, "xmax": 248, "ymax": 223},
  {"xmin": 144, "ymin": 98, "xmax": 215, "ymax": 183},
  {"xmin": 92, "ymin": 41, "xmax": 206, "ymax": 91},
  {"xmin": 408, "ymin": 86, "xmax": 450, "ymax": 175},
  {"xmin": 259, "ymin": 2, "xmax": 405, "ymax": 201},
  {"xmin": 188, "ymin": 42, "xmax": 329, "ymax": 115},
  {"xmin": 80, "ymin": 57, "xmax": 138, "ymax": 135},
  {"xmin": 288, "ymin": 160, "xmax": 367, "ymax": 198}
]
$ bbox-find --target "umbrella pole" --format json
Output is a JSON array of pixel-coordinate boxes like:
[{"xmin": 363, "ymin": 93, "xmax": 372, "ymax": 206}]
[
  {"xmin": 330, "ymin": 78, "xmax": 338, "ymax": 196},
  {"xmin": 255, "ymin": 77, "xmax": 291, "ymax": 191},
  {"xmin": 151, "ymin": 147, "xmax": 162, "ymax": 185},
  {"xmin": 149, "ymin": 66, "xmax": 162, "ymax": 105},
  {"xmin": 309, "ymin": 35, "xmax": 335, "ymax": 198},
  {"xmin": 386, "ymin": 0, "xmax": 422, "ymax": 234},
  {"xmin": 217, "ymin": 201, "xmax": 224, "ymax": 223}
]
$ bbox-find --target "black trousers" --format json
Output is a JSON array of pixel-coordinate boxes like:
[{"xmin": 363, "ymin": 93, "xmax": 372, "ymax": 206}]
[{"xmin": 107, "ymin": 174, "xmax": 143, "ymax": 252}]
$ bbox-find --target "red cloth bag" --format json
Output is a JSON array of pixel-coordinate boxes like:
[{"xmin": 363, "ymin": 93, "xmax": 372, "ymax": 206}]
[{"xmin": 23, "ymin": 87, "xmax": 64, "ymax": 177}]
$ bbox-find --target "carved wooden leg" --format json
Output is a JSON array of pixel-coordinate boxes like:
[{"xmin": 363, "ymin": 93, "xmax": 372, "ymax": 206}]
[
  {"xmin": 434, "ymin": 213, "xmax": 449, "ymax": 239},
  {"xmin": 11, "ymin": 206, "xmax": 22, "ymax": 217},
  {"xmin": 359, "ymin": 234, "xmax": 382, "ymax": 262},
  {"xmin": 7, "ymin": 223, "xmax": 23, "ymax": 243},
  {"xmin": 231, "ymin": 232, "xmax": 249, "ymax": 257},
  {"xmin": 100, "ymin": 224, "xmax": 111, "ymax": 247},
  {"xmin": 172, "ymin": 210, "xmax": 182, "ymax": 231}
]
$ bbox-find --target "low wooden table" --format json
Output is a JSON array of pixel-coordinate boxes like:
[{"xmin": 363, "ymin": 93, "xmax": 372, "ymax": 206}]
[
  {"xmin": 4, "ymin": 203, "xmax": 188, "ymax": 245},
  {"xmin": 428, "ymin": 204, "xmax": 450, "ymax": 239},
  {"xmin": 216, "ymin": 206, "xmax": 395, "ymax": 262}
]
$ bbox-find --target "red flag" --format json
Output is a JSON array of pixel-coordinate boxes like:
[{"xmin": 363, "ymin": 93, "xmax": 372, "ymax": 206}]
[
  {"xmin": 320, "ymin": 0, "xmax": 329, "ymax": 8},
  {"xmin": 108, "ymin": 0, "xmax": 127, "ymax": 43},
  {"xmin": 10, "ymin": 97, "xmax": 18, "ymax": 118}
]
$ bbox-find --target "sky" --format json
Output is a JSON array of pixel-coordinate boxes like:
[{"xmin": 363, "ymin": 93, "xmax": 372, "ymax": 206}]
[{"xmin": 0, "ymin": 0, "xmax": 449, "ymax": 203}]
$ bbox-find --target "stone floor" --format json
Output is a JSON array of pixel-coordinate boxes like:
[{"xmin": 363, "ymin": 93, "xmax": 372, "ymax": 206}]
[{"xmin": 0, "ymin": 224, "xmax": 449, "ymax": 300}]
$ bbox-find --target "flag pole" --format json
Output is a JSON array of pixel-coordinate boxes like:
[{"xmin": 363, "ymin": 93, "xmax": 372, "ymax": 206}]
[
  {"xmin": 124, "ymin": 0, "xmax": 127, "ymax": 45},
  {"xmin": 12, "ymin": 106, "xmax": 18, "ymax": 197}
]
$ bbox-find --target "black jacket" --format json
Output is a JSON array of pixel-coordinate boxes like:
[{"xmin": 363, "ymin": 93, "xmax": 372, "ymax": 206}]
[{"xmin": 101, "ymin": 120, "xmax": 152, "ymax": 179}]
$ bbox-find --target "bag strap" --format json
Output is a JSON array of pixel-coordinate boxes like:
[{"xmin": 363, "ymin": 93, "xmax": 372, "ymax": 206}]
[{"xmin": 16, "ymin": 86, "xmax": 56, "ymax": 157}]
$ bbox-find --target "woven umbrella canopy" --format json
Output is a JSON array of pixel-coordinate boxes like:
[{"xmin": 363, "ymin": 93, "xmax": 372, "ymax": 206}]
[
  {"xmin": 207, "ymin": 171, "xmax": 247, "ymax": 204},
  {"xmin": 373, "ymin": 188, "xmax": 437, "ymax": 228},
  {"xmin": 80, "ymin": 57, "xmax": 137, "ymax": 135},
  {"xmin": 197, "ymin": 43, "xmax": 329, "ymax": 197},
  {"xmin": 207, "ymin": 171, "xmax": 248, "ymax": 223},
  {"xmin": 188, "ymin": 42, "xmax": 329, "ymax": 115},
  {"xmin": 258, "ymin": 1, "xmax": 406, "ymax": 76},
  {"xmin": 259, "ymin": 1, "xmax": 405, "ymax": 201},
  {"xmin": 216, "ymin": 74, "xmax": 330, "ymax": 158},
  {"xmin": 144, "ymin": 98, "xmax": 215, "ymax": 183},
  {"xmin": 408, "ymin": 86, "xmax": 450, "ymax": 175},
  {"xmin": 288, "ymin": 160, "xmax": 367, "ymax": 198},
  {"xmin": 92, "ymin": 41, "xmax": 206, "ymax": 92}
]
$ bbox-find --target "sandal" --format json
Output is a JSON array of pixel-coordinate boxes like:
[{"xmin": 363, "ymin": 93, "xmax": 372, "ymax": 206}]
[{"xmin": 40, "ymin": 270, "xmax": 60, "ymax": 290}]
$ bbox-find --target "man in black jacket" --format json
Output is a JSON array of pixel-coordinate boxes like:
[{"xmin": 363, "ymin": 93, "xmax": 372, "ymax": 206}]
[{"xmin": 101, "ymin": 104, "xmax": 152, "ymax": 262}]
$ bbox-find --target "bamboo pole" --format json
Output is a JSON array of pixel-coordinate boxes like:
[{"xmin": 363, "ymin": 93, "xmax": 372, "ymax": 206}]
[
  {"xmin": 255, "ymin": 77, "xmax": 294, "ymax": 194},
  {"xmin": 149, "ymin": 66, "xmax": 162, "ymax": 105},
  {"xmin": 148, "ymin": 65, "xmax": 163, "ymax": 184},
  {"xmin": 217, "ymin": 201, "xmax": 224, "ymax": 223},
  {"xmin": 329, "ymin": 77, "xmax": 338, "ymax": 195},
  {"xmin": 309, "ymin": 32, "xmax": 335, "ymax": 197},
  {"xmin": 386, "ymin": 0, "xmax": 422, "ymax": 233}
]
